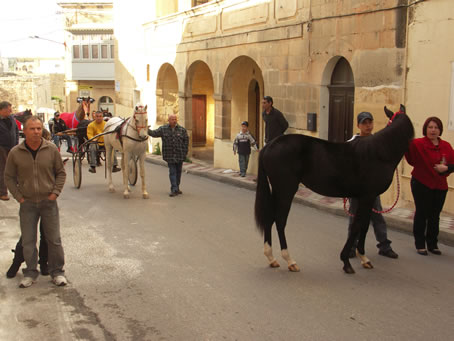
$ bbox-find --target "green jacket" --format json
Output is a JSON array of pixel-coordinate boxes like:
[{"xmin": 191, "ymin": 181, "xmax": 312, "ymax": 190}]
[{"xmin": 5, "ymin": 139, "xmax": 66, "ymax": 202}]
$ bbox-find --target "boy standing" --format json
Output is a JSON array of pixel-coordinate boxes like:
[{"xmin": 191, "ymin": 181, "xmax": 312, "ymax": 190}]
[
  {"xmin": 347, "ymin": 112, "xmax": 398, "ymax": 259},
  {"xmin": 233, "ymin": 121, "xmax": 257, "ymax": 177}
]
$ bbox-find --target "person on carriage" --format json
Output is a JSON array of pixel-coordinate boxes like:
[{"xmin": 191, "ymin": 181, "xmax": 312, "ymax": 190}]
[
  {"xmin": 52, "ymin": 112, "xmax": 73, "ymax": 153},
  {"xmin": 86, "ymin": 111, "xmax": 120, "ymax": 173}
]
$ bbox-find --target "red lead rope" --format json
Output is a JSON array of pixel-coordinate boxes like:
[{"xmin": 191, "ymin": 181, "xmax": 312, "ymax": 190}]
[{"xmin": 343, "ymin": 169, "xmax": 400, "ymax": 217}]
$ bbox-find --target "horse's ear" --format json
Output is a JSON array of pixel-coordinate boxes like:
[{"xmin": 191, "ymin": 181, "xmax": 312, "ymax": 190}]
[
  {"xmin": 384, "ymin": 106, "xmax": 394, "ymax": 119},
  {"xmin": 144, "ymin": 105, "xmax": 147, "ymax": 112},
  {"xmin": 400, "ymin": 104, "xmax": 406, "ymax": 114}
]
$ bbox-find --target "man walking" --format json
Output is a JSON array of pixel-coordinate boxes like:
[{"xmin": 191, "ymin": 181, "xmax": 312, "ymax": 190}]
[
  {"xmin": 262, "ymin": 96, "xmax": 288, "ymax": 144},
  {"xmin": 5, "ymin": 116, "xmax": 68, "ymax": 288},
  {"xmin": 148, "ymin": 114, "xmax": 189, "ymax": 197},
  {"xmin": 0, "ymin": 101, "xmax": 18, "ymax": 201}
]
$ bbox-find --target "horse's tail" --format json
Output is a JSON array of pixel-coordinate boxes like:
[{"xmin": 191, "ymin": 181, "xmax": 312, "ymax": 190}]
[{"xmin": 254, "ymin": 148, "xmax": 274, "ymax": 235}]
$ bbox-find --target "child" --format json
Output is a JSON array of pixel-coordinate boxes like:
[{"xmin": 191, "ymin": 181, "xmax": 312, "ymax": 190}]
[
  {"xmin": 347, "ymin": 112, "xmax": 398, "ymax": 259},
  {"xmin": 233, "ymin": 121, "xmax": 257, "ymax": 177}
]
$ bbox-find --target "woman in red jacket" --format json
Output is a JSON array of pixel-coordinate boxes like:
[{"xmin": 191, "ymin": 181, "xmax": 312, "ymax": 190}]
[{"xmin": 405, "ymin": 117, "xmax": 454, "ymax": 255}]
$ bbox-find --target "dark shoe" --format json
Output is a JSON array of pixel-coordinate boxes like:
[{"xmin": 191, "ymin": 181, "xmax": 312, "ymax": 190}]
[
  {"xmin": 177, "ymin": 190, "xmax": 183, "ymax": 195},
  {"xmin": 40, "ymin": 263, "xmax": 49, "ymax": 276},
  {"xmin": 417, "ymin": 249, "xmax": 428, "ymax": 256},
  {"xmin": 169, "ymin": 192, "xmax": 177, "ymax": 197},
  {"xmin": 96, "ymin": 161, "xmax": 102, "ymax": 167},
  {"xmin": 66, "ymin": 149, "xmax": 72, "ymax": 153},
  {"xmin": 112, "ymin": 166, "xmax": 121, "ymax": 173},
  {"xmin": 89, "ymin": 166, "xmax": 96, "ymax": 173},
  {"xmin": 379, "ymin": 249, "xmax": 399, "ymax": 259},
  {"xmin": 6, "ymin": 260, "xmax": 21, "ymax": 278},
  {"xmin": 428, "ymin": 248, "xmax": 442, "ymax": 255},
  {"xmin": 348, "ymin": 249, "xmax": 356, "ymax": 259}
]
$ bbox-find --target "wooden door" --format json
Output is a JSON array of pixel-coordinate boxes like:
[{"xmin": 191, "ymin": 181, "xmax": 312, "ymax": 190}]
[
  {"xmin": 192, "ymin": 95, "xmax": 207, "ymax": 146},
  {"xmin": 328, "ymin": 87, "xmax": 354, "ymax": 142}
]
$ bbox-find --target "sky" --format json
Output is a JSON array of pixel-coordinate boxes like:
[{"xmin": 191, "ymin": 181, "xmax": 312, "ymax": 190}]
[{"xmin": 0, "ymin": 0, "xmax": 65, "ymax": 58}]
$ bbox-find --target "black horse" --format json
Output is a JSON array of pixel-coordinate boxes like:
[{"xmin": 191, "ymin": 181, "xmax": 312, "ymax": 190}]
[
  {"xmin": 254, "ymin": 105, "xmax": 414, "ymax": 274},
  {"xmin": 12, "ymin": 109, "xmax": 33, "ymax": 124}
]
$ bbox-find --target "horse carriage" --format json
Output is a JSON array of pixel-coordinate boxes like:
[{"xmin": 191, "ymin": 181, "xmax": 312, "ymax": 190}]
[
  {"xmin": 70, "ymin": 130, "xmax": 138, "ymax": 189},
  {"xmin": 57, "ymin": 98, "xmax": 149, "ymax": 199}
]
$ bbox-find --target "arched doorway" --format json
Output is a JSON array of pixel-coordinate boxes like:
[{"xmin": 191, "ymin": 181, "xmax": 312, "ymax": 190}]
[
  {"xmin": 328, "ymin": 58, "xmax": 354, "ymax": 142},
  {"xmin": 186, "ymin": 61, "xmax": 215, "ymax": 161},
  {"xmin": 156, "ymin": 63, "xmax": 179, "ymax": 124},
  {"xmin": 99, "ymin": 96, "xmax": 114, "ymax": 115},
  {"xmin": 248, "ymin": 79, "xmax": 261, "ymax": 143}
]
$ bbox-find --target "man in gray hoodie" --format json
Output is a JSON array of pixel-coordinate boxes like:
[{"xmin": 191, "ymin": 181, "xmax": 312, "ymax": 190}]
[{"xmin": 5, "ymin": 116, "xmax": 67, "ymax": 288}]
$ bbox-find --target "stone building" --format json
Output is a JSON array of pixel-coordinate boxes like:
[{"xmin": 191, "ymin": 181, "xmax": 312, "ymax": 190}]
[
  {"xmin": 58, "ymin": 0, "xmax": 115, "ymax": 115},
  {"xmin": 113, "ymin": 0, "xmax": 454, "ymax": 214}
]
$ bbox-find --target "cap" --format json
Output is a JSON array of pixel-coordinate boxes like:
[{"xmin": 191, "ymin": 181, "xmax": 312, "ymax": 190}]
[
  {"xmin": 357, "ymin": 112, "xmax": 373, "ymax": 124},
  {"xmin": 241, "ymin": 121, "xmax": 249, "ymax": 127}
]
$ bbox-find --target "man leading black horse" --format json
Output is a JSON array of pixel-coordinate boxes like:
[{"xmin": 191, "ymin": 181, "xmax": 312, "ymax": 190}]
[{"xmin": 262, "ymin": 96, "xmax": 289, "ymax": 144}]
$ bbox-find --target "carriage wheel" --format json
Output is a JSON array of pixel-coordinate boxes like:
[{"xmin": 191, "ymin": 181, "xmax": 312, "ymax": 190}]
[
  {"xmin": 73, "ymin": 153, "xmax": 82, "ymax": 189},
  {"xmin": 128, "ymin": 157, "xmax": 138, "ymax": 186}
]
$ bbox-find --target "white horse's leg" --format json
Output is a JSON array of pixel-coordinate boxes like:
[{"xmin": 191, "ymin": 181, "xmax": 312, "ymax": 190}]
[
  {"xmin": 357, "ymin": 250, "xmax": 373, "ymax": 269},
  {"xmin": 105, "ymin": 141, "xmax": 115, "ymax": 193},
  {"xmin": 122, "ymin": 149, "xmax": 130, "ymax": 199},
  {"xmin": 264, "ymin": 242, "xmax": 279, "ymax": 268},
  {"xmin": 139, "ymin": 151, "xmax": 149, "ymax": 199}
]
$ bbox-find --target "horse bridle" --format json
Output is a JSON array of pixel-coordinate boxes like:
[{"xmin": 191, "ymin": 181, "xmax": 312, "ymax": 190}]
[
  {"xmin": 387, "ymin": 110, "xmax": 404, "ymax": 126},
  {"xmin": 125, "ymin": 112, "xmax": 149, "ymax": 142}
]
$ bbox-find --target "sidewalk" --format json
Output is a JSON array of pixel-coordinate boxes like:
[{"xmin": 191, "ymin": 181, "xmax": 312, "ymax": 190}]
[{"xmin": 146, "ymin": 154, "xmax": 454, "ymax": 247}]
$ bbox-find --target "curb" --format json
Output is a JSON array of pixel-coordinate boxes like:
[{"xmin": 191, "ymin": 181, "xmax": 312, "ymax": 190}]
[{"xmin": 145, "ymin": 155, "xmax": 454, "ymax": 247}]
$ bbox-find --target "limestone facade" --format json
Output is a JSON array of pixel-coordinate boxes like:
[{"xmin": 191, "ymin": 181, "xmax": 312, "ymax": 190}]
[{"xmin": 113, "ymin": 0, "xmax": 454, "ymax": 214}]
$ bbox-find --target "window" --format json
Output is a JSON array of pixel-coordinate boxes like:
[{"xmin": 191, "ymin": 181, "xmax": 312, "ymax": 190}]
[
  {"xmin": 101, "ymin": 45, "xmax": 108, "ymax": 59},
  {"xmin": 91, "ymin": 45, "xmax": 99, "ymax": 59},
  {"xmin": 110, "ymin": 45, "xmax": 114, "ymax": 59},
  {"xmin": 73, "ymin": 45, "xmax": 80, "ymax": 59},
  {"xmin": 82, "ymin": 45, "xmax": 89, "ymax": 59}
]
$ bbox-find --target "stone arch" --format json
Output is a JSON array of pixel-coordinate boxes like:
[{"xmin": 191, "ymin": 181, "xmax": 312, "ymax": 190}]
[
  {"xmin": 156, "ymin": 63, "xmax": 179, "ymax": 124},
  {"xmin": 222, "ymin": 56, "xmax": 264, "ymax": 141}
]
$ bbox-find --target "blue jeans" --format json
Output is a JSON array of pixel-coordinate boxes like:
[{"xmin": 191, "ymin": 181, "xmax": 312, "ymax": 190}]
[
  {"xmin": 53, "ymin": 134, "xmax": 72, "ymax": 150},
  {"xmin": 168, "ymin": 162, "xmax": 183, "ymax": 193},
  {"xmin": 238, "ymin": 154, "xmax": 250, "ymax": 176},
  {"xmin": 19, "ymin": 200, "xmax": 65, "ymax": 279}
]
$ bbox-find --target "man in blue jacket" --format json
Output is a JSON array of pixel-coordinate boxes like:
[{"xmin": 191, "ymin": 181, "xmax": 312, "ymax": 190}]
[{"xmin": 0, "ymin": 101, "xmax": 18, "ymax": 201}]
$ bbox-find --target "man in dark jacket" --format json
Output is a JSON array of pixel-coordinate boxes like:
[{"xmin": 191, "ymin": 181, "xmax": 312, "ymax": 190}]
[
  {"xmin": 148, "ymin": 114, "xmax": 189, "ymax": 197},
  {"xmin": 0, "ymin": 101, "xmax": 18, "ymax": 201},
  {"xmin": 52, "ymin": 112, "xmax": 72, "ymax": 152},
  {"xmin": 262, "ymin": 96, "xmax": 289, "ymax": 144}
]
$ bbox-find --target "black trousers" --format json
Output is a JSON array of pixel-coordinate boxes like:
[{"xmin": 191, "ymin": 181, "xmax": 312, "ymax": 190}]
[
  {"xmin": 12, "ymin": 220, "xmax": 48, "ymax": 266},
  {"xmin": 410, "ymin": 178, "xmax": 447, "ymax": 250}
]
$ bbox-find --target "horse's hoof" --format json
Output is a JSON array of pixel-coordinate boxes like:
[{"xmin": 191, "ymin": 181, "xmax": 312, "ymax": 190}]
[
  {"xmin": 109, "ymin": 188, "xmax": 115, "ymax": 193},
  {"xmin": 343, "ymin": 265, "xmax": 355, "ymax": 274},
  {"xmin": 362, "ymin": 261, "xmax": 374, "ymax": 269},
  {"xmin": 288, "ymin": 264, "xmax": 300, "ymax": 272},
  {"xmin": 123, "ymin": 194, "xmax": 130, "ymax": 199},
  {"xmin": 269, "ymin": 260, "xmax": 280, "ymax": 268},
  {"xmin": 143, "ymin": 193, "xmax": 149, "ymax": 199}
]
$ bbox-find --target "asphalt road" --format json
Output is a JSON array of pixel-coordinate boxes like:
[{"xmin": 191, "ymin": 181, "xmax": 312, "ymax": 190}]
[{"xmin": 1, "ymin": 160, "xmax": 453, "ymax": 341}]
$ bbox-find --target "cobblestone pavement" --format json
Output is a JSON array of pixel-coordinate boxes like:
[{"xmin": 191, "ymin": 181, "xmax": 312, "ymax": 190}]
[{"xmin": 146, "ymin": 154, "xmax": 454, "ymax": 246}]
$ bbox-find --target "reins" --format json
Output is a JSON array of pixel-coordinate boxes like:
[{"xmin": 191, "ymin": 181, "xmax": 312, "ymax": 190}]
[{"xmin": 343, "ymin": 169, "xmax": 400, "ymax": 217}]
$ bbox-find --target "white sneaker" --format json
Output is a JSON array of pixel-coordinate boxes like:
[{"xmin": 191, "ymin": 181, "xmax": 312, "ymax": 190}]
[
  {"xmin": 19, "ymin": 277, "xmax": 36, "ymax": 288},
  {"xmin": 52, "ymin": 275, "xmax": 67, "ymax": 287}
]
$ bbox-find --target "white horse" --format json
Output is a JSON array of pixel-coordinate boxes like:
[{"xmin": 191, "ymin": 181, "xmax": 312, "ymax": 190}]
[{"xmin": 103, "ymin": 104, "xmax": 149, "ymax": 199}]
